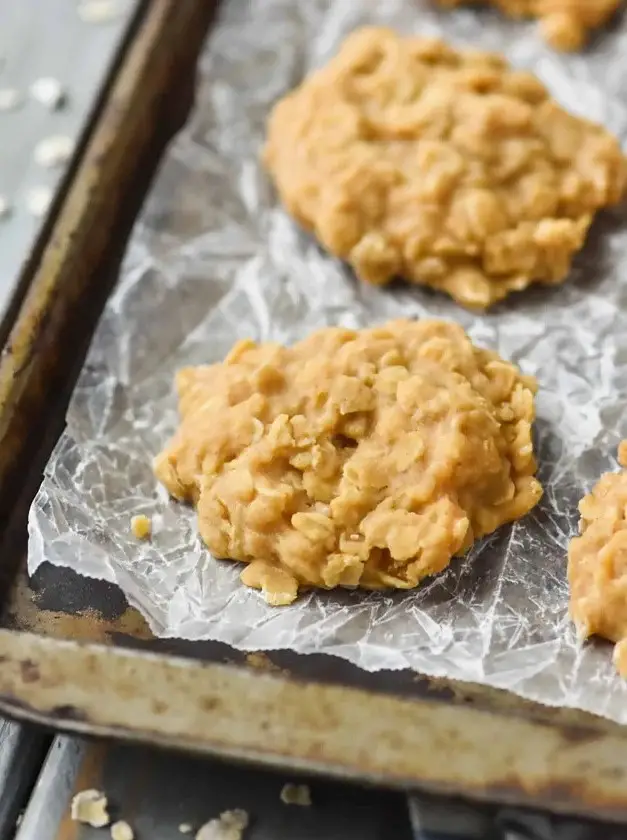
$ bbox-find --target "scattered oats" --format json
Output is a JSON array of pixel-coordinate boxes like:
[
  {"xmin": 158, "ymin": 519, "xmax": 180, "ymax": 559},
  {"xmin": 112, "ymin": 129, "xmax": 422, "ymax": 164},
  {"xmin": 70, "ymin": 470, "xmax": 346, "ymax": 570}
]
[
  {"xmin": 70, "ymin": 789, "xmax": 110, "ymax": 828},
  {"xmin": 0, "ymin": 196, "xmax": 11, "ymax": 219},
  {"xmin": 78, "ymin": 0, "xmax": 124, "ymax": 23},
  {"xmin": 280, "ymin": 783, "xmax": 312, "ymax": 807},
  {"xmin": 0, "ymin": 88, "xmax": 23, "ymax": 111},
  {"xmin": 196, "ymin": 809, "xmax": 249, "ymax": 840},
  {"xmin": 30, "ymin": 77, "xmax": 67, "ymax": 110},
  {"xmin": 251, "ymin": 417, "xmax": 264, "ymax": 442},
  {"xmin": 131, "ymin": 514, "xmax": 152, "ymax": 540},
  {"xmin": 26, "ymin": 186, "xmax": 53, "ymax": 218},
  {"xmin": 111, "ymin": 821, "xmax": 134, "ymax": 840},
  {"xmin": 34, "ymin": 135, "xmax": 75, "ymax": 168},
  {"xmin": 179, "ymin": 824, "xmax": 193, "ymax": 835}
]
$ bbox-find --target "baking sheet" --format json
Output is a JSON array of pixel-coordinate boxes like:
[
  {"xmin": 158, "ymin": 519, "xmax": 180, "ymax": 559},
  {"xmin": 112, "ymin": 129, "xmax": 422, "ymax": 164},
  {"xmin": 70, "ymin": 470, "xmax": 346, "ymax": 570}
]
[{"xmin": 27, "ymin": 0, "xmax": 627, "ymax": 722}]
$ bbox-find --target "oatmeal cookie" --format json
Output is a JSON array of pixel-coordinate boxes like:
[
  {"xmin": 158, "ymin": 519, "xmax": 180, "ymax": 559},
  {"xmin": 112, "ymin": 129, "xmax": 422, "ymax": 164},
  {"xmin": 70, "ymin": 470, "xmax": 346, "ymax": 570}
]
[
  {"xmin": 436, "ymin": 0, "xmax": 621, "ymax": 52},
  {"xmin": 568, "ymin": 442, "xmax": 627, "ymax": 676},
  {"xmin": 263, "ymin": 28, "xmax": 626, "ymax": 309},
  {"xmin": 154, "ymin": 319, "xmax": 542, "ymax": 605}
]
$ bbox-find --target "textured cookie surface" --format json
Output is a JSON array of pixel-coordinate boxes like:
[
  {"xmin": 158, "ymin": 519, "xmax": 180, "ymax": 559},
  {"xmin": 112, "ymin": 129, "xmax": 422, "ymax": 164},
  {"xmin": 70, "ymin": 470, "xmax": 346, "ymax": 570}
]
[
  {"xmin": 569, "ymin": 442, "xmax": 627, "ymax": 676},
  {"xmin": 264, "ymin": 27, "xmax": 626, "ymax": 309},
  {"xmin": 436, "ymin": 0, "xmax": 621, "ymax": 51},
  {"xmin": 155, "ymin": 319, "xmax": 542, "ymax": 605}
]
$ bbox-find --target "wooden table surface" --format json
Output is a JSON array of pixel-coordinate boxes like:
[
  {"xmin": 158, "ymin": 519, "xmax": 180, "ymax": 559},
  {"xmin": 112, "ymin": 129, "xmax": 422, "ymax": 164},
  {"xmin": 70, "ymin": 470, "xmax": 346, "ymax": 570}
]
[{"xmin": 0, "ymin": 0, "xmax": 140, "ymax": 338}]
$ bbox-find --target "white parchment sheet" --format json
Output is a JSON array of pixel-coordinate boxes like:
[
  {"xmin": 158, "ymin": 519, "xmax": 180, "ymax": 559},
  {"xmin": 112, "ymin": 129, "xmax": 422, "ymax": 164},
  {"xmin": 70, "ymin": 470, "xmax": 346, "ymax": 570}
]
[{"xmin": 28, "ymin": 0, "xmax": 627, "ymax": 723}]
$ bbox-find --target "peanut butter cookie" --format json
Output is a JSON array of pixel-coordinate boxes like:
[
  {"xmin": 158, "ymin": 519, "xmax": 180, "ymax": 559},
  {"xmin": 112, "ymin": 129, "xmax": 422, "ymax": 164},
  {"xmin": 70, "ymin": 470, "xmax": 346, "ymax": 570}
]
[
  {"xmin": 569, "ymin": 442, "xmax": 627, "ymax": 676},
  {"xmin": 263, "ymin": 28, "xmax": 626, "ymax": 309},
  {"xmin": 436, "ymin": 0, "xmax": 621, "ymax": 52},
  {"xmin": 155, "ymin": 319, "xmax": 542, "ymax": 605}
]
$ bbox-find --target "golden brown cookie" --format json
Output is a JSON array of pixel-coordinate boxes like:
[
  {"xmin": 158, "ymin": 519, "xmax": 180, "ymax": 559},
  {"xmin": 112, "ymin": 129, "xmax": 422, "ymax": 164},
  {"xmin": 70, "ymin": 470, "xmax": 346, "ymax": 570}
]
[
  {"xmin": 263, "ymin": 28, "xmax": 626, "ymax": 309},
  {"xmin": 569, "ymin": 442, "xmax": 627, "ymax": 676},
  {"xmin": 436, "ymin": 0, "xmax": 621, "ymax": 52},
  {"xmin": 155, "ymin": 319, "xmax": 542, "ymax": 605}
]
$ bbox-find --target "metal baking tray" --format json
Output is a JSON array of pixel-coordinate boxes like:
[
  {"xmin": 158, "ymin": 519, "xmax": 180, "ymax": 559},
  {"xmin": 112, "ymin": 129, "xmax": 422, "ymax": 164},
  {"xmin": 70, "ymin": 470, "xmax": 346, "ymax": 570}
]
[{"xmin": 2, "ymin": 0, "xmax": 627, "ymax": 825}]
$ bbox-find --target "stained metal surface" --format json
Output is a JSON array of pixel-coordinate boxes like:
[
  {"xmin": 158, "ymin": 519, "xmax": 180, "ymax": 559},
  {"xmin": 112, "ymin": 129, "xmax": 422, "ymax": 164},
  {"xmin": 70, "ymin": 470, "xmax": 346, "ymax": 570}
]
[{"xmin": 1, "ymin": 0, "xmax": 627, "ymax": 826}]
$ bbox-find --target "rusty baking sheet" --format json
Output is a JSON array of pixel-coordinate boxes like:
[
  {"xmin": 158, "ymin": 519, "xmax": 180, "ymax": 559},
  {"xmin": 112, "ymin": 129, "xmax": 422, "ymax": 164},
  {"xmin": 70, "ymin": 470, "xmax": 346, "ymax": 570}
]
[{"xmin": 3, "ymin": 0, "xmax": 627, "ymax": 826}]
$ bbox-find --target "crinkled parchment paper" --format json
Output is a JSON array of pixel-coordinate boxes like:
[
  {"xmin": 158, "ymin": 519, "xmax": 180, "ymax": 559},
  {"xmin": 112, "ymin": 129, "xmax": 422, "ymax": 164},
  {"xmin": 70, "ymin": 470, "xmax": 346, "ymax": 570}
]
[{"xmin": 28, "ymin": 0, "xmax": 627, "ymax": 722}]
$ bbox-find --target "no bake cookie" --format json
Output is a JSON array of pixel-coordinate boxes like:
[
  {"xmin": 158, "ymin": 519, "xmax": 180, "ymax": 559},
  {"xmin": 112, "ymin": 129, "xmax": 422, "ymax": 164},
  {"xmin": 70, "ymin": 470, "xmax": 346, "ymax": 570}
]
[
  {"xmin": 264, "ymin": 27, "xmax": 627, "ymax": 308},
  {"xmin": 436, "ymin": 0, "xmax": 621, "ymax": 52},
  {"xmin": 569, "ymin": 442, "xmax": 627, "ymax": 676},
  {"xmin": 155, "ymin": 319, "xmax": 543, "ymax": 605}
]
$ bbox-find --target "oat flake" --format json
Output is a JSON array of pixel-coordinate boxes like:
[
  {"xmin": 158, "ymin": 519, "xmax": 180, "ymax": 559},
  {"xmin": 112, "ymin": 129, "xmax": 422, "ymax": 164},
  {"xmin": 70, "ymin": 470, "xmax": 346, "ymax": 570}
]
[
  {"xmin": 280, "ymin": 783, "xmax": 312, "ymax": 806},
  {"xmin": 70, "ymin": 789, "xmax": 110, "ymax": 828},
  {"xmin": 77, "ymin": 0, "xmax": 124, "ymax": 23},
  {"xmin": 195, "ymin": 809, "xmax": 249, "ymax": 840},
  {"xmin": 34, "ymin": 135, "xmax": 74, "ymax": 168},
  {"xmin": 131, "ymin": 514, "xmax": 151, "ymax": 539},
  {"xmin": 30, "ymin": 77, "xmax": 67, "ymax": 110}
]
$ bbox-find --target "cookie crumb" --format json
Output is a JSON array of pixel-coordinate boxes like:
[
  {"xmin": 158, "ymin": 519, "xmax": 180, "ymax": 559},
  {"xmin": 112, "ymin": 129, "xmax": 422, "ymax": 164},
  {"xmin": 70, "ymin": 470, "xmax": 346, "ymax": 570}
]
[
  {"xmin": 34, "ymin": 135, "xmax": 74, "ymax": 168},
  {"xmin": 0, "ymin": 88, "xmax": 23, "ymax": 111},
  {"xmin": 111, "ymin": 821, "xmax": 134, "ymax": 840},
  {"xmin": 71, "ymin": 789, "xmax": 110, "ymax": 828},
  {"xmin": 131, "ymin": 514, "xmax": 152, "ymax": 540},
  {"xmin": 30, "ymin": 77, "xmax": 67, "ymax": 110},
  {"xmin": 280, "ymin": 783, "xmax": 312, "ymax": 806},
  {"xmin": 25, "ymin": 187, "xmax": 53, "ymax": 218},
  {"xmin": 245, "ymin": 652, "xmax": 280, "ymax": 672},
  {"xmin": 179, "ymin": 824, "xmax": 193, "ymax": 835},
  {"xmin": 78, "ymin": 0, "xmax": 124, "ymax": 23},
  {"xmin": 196, "ymin": 809, "xmax": 248, "ymax": 840}
]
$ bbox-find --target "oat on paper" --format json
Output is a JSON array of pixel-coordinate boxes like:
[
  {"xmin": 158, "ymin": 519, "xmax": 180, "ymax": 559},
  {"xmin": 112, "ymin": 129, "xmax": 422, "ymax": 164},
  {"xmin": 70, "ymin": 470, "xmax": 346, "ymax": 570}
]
[{"xmin": 27, "ymin": 0, "xmax": 627, "ymax": 725}]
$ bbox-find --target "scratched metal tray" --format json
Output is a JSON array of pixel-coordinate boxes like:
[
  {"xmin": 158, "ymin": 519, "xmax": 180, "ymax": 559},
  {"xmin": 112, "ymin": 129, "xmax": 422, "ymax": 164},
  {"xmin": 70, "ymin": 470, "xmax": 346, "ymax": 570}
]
[{"xmin": 3, "ymin": 0, "xmax": 627, "ymax": 826}]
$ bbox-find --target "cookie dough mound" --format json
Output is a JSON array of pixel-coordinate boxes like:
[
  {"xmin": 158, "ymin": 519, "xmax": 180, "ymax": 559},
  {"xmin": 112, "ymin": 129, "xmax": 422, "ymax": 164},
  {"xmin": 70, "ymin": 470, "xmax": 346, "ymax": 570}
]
[
  {"xmin": 263, "ymin": 28, "xmax": 626, "ymax": 309},
  {"xmin": 569, "ymin": 442, "xmax": 627, "ymax": 676},
  {"xmin": 436, "ymin": 0, "xmax": 621, "ymax": 52},
  {"xmin": 155, "ymin": 319, "xmax": 542, "ymax": 605}
]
